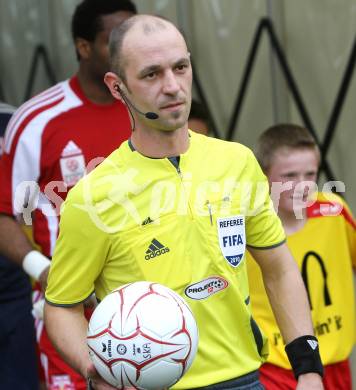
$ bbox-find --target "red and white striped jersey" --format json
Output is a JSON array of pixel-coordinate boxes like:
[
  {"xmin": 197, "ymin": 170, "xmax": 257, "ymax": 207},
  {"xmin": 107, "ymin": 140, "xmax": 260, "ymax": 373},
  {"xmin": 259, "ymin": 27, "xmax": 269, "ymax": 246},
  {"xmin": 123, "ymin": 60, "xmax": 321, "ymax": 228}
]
[{"xmin": 0, "ymin": 76, "xmax": 131, "ymax": 257}]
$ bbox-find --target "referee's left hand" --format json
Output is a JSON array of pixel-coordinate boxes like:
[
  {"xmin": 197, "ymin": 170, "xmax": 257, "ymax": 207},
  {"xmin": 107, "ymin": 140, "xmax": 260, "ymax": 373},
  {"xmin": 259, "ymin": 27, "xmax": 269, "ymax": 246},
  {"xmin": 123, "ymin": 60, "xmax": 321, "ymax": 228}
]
[
  {"xmin": 296, "ymin": 373, "xmax": 324, "ymax": 389},
  {"xmin": 86, "ymin": 362, "xmax": 135, "ymax": 389}
]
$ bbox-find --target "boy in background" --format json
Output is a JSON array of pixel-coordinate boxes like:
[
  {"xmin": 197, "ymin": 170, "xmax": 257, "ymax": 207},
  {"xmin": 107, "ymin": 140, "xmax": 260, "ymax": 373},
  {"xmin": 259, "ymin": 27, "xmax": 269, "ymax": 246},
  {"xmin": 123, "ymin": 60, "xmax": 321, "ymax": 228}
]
[
  {"xmin": 188, "ymin": 99, "xmax": 211, "ymax": 136},
  {"xmin": 247, "ymin": 123, "xmax": 356, "ymax": 390}
]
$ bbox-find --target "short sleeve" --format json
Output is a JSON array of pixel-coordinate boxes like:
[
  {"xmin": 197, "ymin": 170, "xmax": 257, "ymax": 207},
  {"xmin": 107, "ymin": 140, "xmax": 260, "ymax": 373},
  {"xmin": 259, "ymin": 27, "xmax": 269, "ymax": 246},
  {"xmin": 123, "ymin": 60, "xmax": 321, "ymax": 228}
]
[
  {"xmin": 342, "ymin": 200, "xmax": 356, "ymax": 268},
  {"xmin": 45, "ymin": 184, "xmax": 111, "ymax": 306},
  {"xmin": 243, "ymin": 149, "xmax": 286, "ymax": 249},
  {"xmin": 0, "ymin": 109, "xmax": 42, "ymax": 217}
]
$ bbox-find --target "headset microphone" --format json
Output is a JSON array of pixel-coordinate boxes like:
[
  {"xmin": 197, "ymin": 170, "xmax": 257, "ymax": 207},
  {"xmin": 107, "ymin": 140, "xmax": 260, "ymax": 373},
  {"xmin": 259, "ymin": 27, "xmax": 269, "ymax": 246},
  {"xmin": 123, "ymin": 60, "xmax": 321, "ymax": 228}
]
[
  {"xmin": 114, "ymin": 85, "xmax": 159, "ymax": 120},
  {"xmin": 144, "ymin": 111, "xmax": 159, "ymax": 120}
]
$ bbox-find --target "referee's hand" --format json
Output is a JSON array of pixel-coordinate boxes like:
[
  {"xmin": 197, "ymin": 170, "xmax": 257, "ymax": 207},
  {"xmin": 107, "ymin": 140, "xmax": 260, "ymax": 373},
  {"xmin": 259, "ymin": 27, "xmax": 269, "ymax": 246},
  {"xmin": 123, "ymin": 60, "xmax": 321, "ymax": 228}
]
[{"xmin": 86, "ymin": 362, "xmax": 135, "ymax": 390}]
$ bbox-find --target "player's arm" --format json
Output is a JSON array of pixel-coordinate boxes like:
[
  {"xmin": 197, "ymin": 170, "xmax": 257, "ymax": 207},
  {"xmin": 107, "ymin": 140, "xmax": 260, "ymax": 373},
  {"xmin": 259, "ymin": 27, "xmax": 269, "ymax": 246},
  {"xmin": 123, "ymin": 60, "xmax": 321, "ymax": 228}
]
[
  {"xmin": 44, "ymin": 303, "xmax": 89, "ymax": 375},
  {"xmin": 0, "ymin": 116, "xmax": 51, "ymax": 287},
  {"xmin": 0, "ymin": 214, "xmax": 50, "ymax": 320},
  {"xmin": 249, "ymin": 243, "xmax": 323, "ymax": 389},
  {"xmin": 0, "ymin": 213, "xmax": 34, "ymax": 264},
  {"xmin": 0, "ymin": 213, "xmax": 50, "ymax": 287},
  {"xmin": 44, "ymin": 303, "xmax": 117, "ymax": 390},
  {"xmin": 45, "ymin": 182, "xmax": 115, "ymax": 387}
]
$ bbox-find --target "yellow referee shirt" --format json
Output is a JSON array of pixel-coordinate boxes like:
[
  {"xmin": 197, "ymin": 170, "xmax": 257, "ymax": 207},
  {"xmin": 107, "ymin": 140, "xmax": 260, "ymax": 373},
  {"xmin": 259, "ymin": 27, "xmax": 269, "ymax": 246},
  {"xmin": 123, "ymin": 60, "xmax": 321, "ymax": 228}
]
[
  {"xmin": 46, "ymin": 131, "xmax": 285, "ymax": 388},
  {"xmin": 247, "ymin": 193, "xmax": 356, "ymax": 368}
]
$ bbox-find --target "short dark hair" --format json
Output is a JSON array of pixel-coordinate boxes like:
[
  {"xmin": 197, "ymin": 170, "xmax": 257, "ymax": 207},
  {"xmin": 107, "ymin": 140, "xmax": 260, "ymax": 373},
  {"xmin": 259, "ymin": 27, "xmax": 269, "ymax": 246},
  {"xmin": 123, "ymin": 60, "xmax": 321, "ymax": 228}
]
[
  {"xmin": 71, "ymin": 0, "xmax": 137, "ymax": 42},
  {"xmin": 109, "ymin": 15, "xmax": 174, "ymax": 82},
  {"xmin": 109, "ymin": 16, "xmax": 138, "ymax": 81},
  {"xmin": 256, "ymin": 123, "xmax": 320, "ymax": 172}
]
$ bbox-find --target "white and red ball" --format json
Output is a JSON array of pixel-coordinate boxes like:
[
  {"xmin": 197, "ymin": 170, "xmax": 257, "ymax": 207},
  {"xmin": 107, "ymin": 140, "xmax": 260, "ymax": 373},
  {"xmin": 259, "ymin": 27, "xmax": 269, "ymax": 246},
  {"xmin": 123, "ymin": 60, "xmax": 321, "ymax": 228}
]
[{"xmin": 87, "ymin": 281, "xmax": 198, "ymax": 389}]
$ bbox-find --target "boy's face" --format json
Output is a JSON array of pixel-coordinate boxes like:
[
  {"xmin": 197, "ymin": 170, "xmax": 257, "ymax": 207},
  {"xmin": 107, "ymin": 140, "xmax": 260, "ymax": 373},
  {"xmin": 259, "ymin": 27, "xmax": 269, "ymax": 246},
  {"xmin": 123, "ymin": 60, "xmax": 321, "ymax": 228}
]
[
  {"xmin": 266, "ymin": 147, "xmax": 319, "ymax": 217},
  {"xmin": 188, "ymin": 118, "xmax": 209, "ymax": 136}
]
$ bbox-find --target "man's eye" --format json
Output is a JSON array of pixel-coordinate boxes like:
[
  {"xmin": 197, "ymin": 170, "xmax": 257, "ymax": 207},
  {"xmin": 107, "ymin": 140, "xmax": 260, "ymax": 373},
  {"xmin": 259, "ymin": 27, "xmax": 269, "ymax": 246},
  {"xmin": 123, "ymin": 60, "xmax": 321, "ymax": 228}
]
[
  {"xmin": 145, "ymin": 72, "xmax": 156, "ymax": 79},
  {"xmin": 176, "ymin": 64, "xmax": 187, "ymax": 71}
]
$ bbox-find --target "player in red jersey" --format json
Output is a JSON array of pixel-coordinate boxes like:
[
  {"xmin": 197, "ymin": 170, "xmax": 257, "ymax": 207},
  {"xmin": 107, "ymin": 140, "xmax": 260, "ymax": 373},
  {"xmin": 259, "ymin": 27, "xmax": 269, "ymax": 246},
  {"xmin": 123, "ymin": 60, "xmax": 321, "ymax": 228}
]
[
  {"xmin": 247, "ymin": 123, "xmax": 356, "ymax": 390},
  {"xmin": 0, "ymin": 1, "xmax": 136, "ymax": 389}
]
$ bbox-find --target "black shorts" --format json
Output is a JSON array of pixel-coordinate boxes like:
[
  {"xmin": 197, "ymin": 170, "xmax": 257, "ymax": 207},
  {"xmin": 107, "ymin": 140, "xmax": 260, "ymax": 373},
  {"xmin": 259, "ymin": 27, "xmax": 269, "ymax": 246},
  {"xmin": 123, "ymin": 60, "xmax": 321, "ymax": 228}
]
[
  {"xmin": 0, "ymin": 306, "xmax": 40, "ymax": 390},
  {"xmin": 193, "ymin": 371, "xmax": 264, "ymax": 390},
  {"xmin": 87, "ymin": 370, "xmax": 264, "ymax": 390}
]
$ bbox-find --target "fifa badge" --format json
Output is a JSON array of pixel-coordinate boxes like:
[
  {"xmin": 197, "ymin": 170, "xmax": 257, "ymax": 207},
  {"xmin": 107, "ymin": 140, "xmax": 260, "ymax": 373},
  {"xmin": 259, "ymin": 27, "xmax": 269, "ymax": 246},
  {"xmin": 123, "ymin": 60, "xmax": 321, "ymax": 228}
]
[{"xmin": 217, "ymin": 215, "xmax": 246, "ymax": 267}]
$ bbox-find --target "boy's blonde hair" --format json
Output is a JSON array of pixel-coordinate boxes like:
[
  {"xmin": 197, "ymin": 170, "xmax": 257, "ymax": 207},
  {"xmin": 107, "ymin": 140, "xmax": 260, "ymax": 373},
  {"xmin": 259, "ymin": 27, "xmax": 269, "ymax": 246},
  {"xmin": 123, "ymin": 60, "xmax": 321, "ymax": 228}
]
[{"xmin": 256, "ymin": 123, "xmax": 320, "ymax": 172}]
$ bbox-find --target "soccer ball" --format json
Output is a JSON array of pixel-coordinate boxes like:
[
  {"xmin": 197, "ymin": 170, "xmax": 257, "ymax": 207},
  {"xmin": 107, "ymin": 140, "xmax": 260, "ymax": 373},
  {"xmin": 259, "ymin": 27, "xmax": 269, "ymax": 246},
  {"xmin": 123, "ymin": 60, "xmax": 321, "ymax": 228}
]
[{"xmin": 87, "ymin": 281, "xmax": 199, "ymax": 389}]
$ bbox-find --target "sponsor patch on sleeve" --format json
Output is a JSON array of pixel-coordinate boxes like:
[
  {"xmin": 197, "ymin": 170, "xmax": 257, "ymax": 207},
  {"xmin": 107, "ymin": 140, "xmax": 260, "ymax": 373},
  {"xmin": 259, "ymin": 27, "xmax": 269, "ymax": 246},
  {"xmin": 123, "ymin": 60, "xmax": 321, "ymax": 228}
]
[{"xmin": 217, "ymin": 215, "xmax": 246, "ymax": 267}]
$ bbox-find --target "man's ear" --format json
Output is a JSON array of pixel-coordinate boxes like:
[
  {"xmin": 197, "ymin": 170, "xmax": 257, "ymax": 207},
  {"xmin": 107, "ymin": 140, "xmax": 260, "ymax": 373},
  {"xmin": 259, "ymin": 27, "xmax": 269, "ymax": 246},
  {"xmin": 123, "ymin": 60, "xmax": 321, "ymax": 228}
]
[
  {"xmin": 104, "ymin": 72, "xmax": 124, "ymax": 102},
  {"xmin": 74, "ymin": 38, "xmax": 91, "ymax": 60}
]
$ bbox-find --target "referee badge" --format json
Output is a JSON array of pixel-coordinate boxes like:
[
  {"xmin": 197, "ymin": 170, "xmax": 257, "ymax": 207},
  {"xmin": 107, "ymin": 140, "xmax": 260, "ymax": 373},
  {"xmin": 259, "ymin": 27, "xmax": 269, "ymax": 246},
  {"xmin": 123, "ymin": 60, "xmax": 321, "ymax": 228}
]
[{"xmin": 217, "ymin": 215, "xmax": 246, "ymax": 267}]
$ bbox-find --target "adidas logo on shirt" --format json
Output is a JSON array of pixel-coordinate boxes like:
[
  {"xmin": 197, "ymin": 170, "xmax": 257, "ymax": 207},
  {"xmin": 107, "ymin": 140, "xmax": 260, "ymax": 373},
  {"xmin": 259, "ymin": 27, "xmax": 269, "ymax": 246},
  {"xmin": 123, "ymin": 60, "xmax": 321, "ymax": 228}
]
[
  {"xmin": 145, "ymin": 239, "xmax": 170, "ymax": 260},
  {"xmin": 142, "ymin": 217, "xmax": 154, "ymax": 226}
]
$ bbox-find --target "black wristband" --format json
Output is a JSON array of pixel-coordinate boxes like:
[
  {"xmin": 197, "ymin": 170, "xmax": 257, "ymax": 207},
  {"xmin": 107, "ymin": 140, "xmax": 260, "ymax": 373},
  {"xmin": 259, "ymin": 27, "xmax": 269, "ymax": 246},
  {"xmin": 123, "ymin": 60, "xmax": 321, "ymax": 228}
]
[{"xmin": 285, "ymin": 335, "xmax": 324, "ymax": 379}]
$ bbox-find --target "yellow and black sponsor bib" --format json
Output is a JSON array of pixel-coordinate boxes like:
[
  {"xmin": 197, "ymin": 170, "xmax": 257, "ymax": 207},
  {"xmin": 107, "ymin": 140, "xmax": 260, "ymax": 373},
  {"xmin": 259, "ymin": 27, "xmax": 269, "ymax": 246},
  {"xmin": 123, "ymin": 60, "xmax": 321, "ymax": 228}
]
[{"xmin": 247, "ymin": 193, "xmax": 356, "ymax": 367}]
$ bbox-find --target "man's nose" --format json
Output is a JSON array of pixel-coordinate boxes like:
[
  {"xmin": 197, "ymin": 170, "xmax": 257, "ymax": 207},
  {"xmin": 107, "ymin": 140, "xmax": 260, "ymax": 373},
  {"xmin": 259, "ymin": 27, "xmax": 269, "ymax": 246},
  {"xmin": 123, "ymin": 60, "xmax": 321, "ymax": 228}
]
[{"xmin": 162, "ymin": 71, "xmax": 180, "ymax": 94}]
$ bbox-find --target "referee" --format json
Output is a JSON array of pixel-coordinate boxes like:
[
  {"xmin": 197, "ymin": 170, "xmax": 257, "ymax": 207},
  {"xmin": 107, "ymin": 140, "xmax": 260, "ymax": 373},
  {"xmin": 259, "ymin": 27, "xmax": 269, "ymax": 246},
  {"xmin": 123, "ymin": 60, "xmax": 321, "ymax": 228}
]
[{"xmin": 45, "ymin": 15, "xmax": 324, "ymax": 390}]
